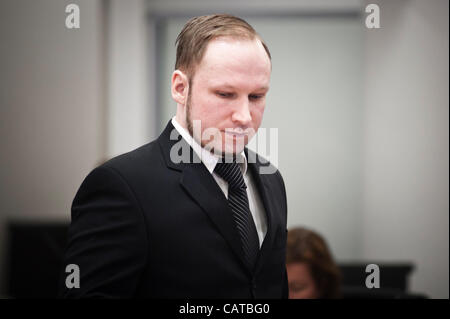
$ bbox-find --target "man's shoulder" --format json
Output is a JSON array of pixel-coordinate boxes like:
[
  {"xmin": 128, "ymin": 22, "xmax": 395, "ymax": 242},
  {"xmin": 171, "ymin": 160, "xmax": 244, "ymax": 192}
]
[
  {"xmin": 75, "ymin": 139, "xmax": 170, "ymax": 200},
  {"xmin": 94, "ymin": 140, "xmax": 164, "ymax": 182}
]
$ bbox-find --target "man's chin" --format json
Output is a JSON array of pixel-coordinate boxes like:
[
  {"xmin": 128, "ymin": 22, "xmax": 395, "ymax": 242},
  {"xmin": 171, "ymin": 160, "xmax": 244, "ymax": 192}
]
[
  {"xmin": 217, "ymin": 145, "xmax": 246, "ymax": 159},
  {"xmin": 203, "ymin": 144, "xmax": 245, "ymax": 157}
]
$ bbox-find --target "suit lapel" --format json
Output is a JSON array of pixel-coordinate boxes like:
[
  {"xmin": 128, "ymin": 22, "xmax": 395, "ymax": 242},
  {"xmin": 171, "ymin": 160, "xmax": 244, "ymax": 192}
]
[
  {"xmin": 180, "ymin": 165, "xmax": 249, "ymax": 270},
  {"xmin": 246, "ymin": 151, "xmax": 278, "ymax": 276},
  {"xmin": 158, "ymin": 121, "xmax": 248, "ymax": 272}
]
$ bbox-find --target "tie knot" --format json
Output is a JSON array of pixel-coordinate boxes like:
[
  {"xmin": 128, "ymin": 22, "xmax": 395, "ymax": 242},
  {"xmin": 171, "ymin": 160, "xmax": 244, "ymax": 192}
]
[{"xmin": 214, "ymin": 161, "xmax": 246, "ymax": 190}]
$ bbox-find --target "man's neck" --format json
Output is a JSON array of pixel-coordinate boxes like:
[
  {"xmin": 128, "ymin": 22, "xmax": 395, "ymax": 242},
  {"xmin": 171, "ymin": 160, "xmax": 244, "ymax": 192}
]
[{"xmin": 170, "ymin": 116, "xmax": 247, "ymax": 175}]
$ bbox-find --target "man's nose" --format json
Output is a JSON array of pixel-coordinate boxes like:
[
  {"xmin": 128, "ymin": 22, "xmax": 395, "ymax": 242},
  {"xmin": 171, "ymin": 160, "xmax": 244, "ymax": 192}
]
[{"xmin": 231, "ymin": 98, "xmax": 252, "ymax": 126}]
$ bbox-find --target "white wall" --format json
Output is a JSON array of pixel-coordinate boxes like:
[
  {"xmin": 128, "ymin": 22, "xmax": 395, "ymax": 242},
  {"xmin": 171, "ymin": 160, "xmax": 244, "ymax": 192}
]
[
  {"xmin": 107, "ymin": 0, "xmax": 154, "ymax": 157},
  {"xmin": 146, "ymin": 0, "xmax": 362, "ymax": 15},
  {"xmin": 252, "ymin": 18, "xmax": 364, "ymax": 262},
  {"xmin": 362, "ymin": 0, "xmax": 449, "ymax": 298},
  {"xmin": 0, "ymin": 0, "xmax": 105, "ymax": 295}
]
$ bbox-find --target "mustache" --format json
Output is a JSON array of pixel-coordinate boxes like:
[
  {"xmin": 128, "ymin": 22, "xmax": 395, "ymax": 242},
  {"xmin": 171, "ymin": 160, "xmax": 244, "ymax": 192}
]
[{"xmin": 224, "ymin": 127, "xmax": 254, "ymax": 135}]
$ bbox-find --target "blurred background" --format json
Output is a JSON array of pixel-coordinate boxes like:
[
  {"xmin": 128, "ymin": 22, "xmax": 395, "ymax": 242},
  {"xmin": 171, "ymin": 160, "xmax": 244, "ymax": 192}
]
[{"xmin": 0, "ymin": 0, "xmax": 448, "ymax": 298}]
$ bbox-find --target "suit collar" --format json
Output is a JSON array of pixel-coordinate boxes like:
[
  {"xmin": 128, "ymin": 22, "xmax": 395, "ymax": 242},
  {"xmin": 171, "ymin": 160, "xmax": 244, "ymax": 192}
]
[{"xmin": 157, "ymin": 120, "xmax": 194, "ymax": 171}]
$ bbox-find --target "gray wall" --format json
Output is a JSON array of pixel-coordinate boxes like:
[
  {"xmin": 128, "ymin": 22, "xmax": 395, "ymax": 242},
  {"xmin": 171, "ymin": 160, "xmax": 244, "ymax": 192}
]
[
  {"xmin": 362, "ymin": 0, "xmax": 449, "ymax": 299},
  {"xmin": 0, "ymin": 0, "xmax": 105, "ymax": 294}
]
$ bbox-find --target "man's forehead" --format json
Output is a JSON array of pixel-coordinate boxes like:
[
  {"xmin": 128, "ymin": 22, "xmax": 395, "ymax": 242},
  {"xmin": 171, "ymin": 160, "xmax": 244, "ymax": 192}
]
[
  {"xmin": 203, "ymin": 71, "xmax": 270, "ymax": 91},
  {"xmin": 193, "ymin": 37, "xmax": 271, "ymax": 85},
  {"xmin": 200, "ymin": 37, "xmax": 270, "ymax": 68}
]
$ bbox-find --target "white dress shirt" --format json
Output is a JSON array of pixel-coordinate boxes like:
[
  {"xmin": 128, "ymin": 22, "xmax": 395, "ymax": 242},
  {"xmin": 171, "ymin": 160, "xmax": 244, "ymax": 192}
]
[{"xmin": 171, "ymin": 117, "xmax": 267, "ymax": 247}]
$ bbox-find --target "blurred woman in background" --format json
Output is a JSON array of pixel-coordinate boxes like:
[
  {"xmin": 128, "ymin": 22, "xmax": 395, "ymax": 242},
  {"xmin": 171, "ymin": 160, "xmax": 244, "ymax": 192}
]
[{"xmin": 286, "ymin": 227, "xmax": 341, "ymax": 299}]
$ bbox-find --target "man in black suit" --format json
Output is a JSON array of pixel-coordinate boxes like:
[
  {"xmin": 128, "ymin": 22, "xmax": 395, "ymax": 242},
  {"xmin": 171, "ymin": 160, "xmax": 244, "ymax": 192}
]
[{"xmin": 60, "ymin": 14, "xmax": 288, "ymax": 298}]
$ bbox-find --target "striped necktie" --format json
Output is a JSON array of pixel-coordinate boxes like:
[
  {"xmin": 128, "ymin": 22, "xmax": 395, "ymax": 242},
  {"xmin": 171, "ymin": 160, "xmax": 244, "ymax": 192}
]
[{"xmin": 214, "ymin": 161, "xmax": 260, "ymax": 270}]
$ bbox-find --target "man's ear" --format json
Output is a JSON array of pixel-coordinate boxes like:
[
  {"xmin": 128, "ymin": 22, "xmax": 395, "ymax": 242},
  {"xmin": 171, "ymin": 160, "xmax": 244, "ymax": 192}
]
[{"xmin": 171, "ymin": 70, "xmax": 189, "ymax": 105}]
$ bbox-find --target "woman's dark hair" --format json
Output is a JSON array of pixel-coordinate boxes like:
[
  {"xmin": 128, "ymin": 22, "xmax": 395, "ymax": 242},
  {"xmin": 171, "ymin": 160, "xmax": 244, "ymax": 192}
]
[{"xmin": 286, "ymin": 227, "xmax": 342, "ymax": 298}]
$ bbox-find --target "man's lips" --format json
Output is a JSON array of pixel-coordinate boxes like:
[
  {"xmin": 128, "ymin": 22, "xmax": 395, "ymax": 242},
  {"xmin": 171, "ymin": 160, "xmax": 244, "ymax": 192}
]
[
  {"xmin": 223, "ymin": 129, "xmax": 251, "ymax": 138},
  {"xmin": 224, "ymin": 131, "xmax": 248, "ymax": 138}
]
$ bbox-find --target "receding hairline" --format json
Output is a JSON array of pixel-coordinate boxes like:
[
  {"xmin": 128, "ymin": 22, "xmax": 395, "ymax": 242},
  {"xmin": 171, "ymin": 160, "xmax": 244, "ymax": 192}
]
[
  {"xmin": 179, "ymin": 35, "xmax": 272, "ymax": 77},
  {"xmin": 174, "ymin": 14, "xmax": 271, "ymax": 77}
]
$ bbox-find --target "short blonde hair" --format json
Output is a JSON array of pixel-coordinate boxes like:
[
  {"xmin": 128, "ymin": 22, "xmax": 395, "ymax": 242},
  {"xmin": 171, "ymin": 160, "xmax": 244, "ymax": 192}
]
[{"xmin": 175, "ymin": 14, "xmax": 271, "ymax": 77}]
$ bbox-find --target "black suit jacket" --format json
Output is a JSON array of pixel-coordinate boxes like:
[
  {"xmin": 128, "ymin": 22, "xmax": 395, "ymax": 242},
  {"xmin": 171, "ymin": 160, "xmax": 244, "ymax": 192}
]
[{"xmin": 60, "ymin": 121, "xmax": 288, "ymax": 298}]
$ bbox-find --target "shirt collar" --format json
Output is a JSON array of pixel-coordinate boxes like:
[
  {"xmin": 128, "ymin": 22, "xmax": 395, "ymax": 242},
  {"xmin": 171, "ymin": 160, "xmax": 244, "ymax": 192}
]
[{"xmin": 171, "ymin": 117, "xmax": 247, "ymax": 176}]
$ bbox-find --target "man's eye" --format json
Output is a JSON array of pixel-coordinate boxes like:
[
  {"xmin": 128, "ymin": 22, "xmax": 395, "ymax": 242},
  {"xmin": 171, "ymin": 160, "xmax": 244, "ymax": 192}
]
[
  {"xmin": 249, "ymin": 94, "xmax": 264, "ymax": 100},
  {"xmin": 216, "ymin": 92, "xmax": 233, "ymax": 98}
]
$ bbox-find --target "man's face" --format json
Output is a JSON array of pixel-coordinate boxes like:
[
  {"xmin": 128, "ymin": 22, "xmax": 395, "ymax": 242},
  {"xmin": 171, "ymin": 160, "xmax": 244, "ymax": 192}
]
[
  {"xmin": 185, "ymin": 37, "xmax": 271, "ymax": 156},
  {"xmin": 287, "ymin": 262, "xmax": 320, "ymax": 299}
]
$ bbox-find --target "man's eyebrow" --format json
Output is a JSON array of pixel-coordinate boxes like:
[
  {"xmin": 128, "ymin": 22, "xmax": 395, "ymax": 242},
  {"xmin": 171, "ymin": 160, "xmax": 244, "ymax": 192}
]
[
  {"xmin": 211, "ymin": 84, "xmax": 269, "ymax": 91},
  {"xmin": 255, "ymin": 86, "xmax": 269, "ymax": 92}
]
